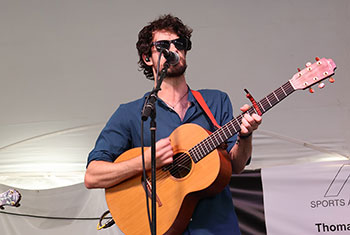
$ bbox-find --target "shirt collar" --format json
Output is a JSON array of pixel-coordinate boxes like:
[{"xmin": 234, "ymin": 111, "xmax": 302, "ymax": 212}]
[{"xmin": 142, "ymin": 85, "xmax": 196, "ymax": 110}]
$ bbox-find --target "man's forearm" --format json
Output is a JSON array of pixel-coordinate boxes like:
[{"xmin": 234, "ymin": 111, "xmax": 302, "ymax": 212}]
[
  {"xmin": 84, "ymin": 157, "xmax": 143, "ymax": 189},
  {"xmin": 229, "ymin": 135, "xmax": 253, "ymax": 174}
]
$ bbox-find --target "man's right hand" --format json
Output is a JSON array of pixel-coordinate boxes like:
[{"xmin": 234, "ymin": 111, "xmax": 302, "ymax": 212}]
[
  {"xmin": 144, "ymin": 137, "xmax": 174, "ymax": 170},
  {"xmin": 85, "ymin": 137, "xmax": 174, "ymax": 189}
]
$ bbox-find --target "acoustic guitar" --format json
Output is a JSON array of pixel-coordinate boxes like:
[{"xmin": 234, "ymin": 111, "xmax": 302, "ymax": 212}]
[{"xmin": 105, "ymin": 57, "xmax": 336, "ymax": 235}]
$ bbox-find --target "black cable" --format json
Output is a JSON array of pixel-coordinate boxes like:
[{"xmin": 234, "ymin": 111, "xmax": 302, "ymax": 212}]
[
  {"xmin": 141, "ymin": 119, "xmax": 152, "ymax": 229},
  {"xmin": 0, "ymin": 210, "xmax": 111, "ymax": 221}
]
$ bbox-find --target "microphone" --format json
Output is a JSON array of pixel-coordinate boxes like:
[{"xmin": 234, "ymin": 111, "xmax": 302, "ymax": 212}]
[{"xmin": 161, "ymin": 49, "xmax": 180, "ymax": 65}]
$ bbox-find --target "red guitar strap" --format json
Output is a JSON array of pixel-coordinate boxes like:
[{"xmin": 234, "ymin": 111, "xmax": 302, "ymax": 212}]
[{"xmin": 191, "ymin": 90, "xmax": 221, "ymax": 129}]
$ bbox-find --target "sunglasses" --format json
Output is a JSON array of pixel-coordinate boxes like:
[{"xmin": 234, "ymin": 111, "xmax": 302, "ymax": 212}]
[{"xmin": 152, "ymin": 37, "xmax": 191, "ymax": 51}]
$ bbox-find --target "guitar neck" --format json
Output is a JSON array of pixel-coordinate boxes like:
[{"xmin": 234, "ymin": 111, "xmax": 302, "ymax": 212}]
[{"xmin": 190, "ymin": 81, "xmax": 295, "ymax": 162}]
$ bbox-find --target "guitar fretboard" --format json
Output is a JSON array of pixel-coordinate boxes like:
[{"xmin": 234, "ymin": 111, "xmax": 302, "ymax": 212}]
[{"xmin": 189, "ymin": 81, "xmax": 295, "ymax": 163}]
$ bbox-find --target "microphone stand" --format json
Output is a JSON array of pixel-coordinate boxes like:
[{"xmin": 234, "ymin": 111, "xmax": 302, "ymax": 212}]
[{"xmin": 141, "ymin": 58, "xmax": 170, "ymax": 235}]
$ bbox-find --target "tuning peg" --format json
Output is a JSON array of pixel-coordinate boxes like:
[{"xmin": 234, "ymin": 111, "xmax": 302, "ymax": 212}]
[
  {"xmin": 329, "ymin": 77, "xmax": 335, "ymax": 83},
  {"xmin": 297, "ymin": 68, "xmax": 303, "ymax": 77},
  {"xmin": 315, "ymin": 57, "xmax": 320, "ymax": 61},
  {"xmin": 305, "ymin": 62, "xmax": 312, "ymax": 67},
  {"xmin": 309, "ymin": 87, "xmax": 315, "ymax": 93},
  {"xmin": 318, "ymin": 82, "xmax": 325, "ymax": 89}
]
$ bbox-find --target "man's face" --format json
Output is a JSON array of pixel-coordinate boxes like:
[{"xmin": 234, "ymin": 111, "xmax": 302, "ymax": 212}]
[{"xmin": 148, "ymin": 30, "xmax": 187, "ymax": 78}]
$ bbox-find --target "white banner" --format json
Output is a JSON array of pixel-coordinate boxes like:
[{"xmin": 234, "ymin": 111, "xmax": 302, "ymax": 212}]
[{"xmin": 262, "ymin": 160, "xmax": 350, "ymax": 235}]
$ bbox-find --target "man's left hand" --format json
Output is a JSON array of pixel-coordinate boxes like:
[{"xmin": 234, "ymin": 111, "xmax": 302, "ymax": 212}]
[{"xmin": 239, "ymin": 104, "xmax": 262, "ymax": 137}]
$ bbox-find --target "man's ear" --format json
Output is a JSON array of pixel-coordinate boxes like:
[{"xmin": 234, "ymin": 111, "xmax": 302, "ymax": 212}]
[{"xmin": 142, "ymin": 54, "xmax": 153, "ymax": 66}]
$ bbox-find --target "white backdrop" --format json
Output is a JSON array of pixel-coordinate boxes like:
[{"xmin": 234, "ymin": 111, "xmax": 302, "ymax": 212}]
[
  {"xmin": 1, "ymin": 0, "xmax": 348, "ymax": 190},
  {"xmin": 0, "ymin": 1, "xmax": 349, "ymax": 234}
]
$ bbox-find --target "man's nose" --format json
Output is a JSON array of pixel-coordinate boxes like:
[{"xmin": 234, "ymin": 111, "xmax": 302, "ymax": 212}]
[{"xmin": 169, "ymin": 42, "xmax": 177, "ymax": 51}]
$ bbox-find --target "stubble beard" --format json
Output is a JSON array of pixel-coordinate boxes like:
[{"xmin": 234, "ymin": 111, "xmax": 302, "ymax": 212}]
[{"xmin": 166, "ymin": 60, "xmax": 187, "ymax": 78}]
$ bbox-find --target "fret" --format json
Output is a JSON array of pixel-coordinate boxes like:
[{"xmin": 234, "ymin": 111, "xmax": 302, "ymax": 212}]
[
  {"xmin": 276, "ymin": 87, "xmax": 287, "ymax": 101},
  {"xmin": 192, "ymin": 148, "xmax": 200, "ymax": 162},
  {"xmin": 283, "ymin": 82, "xmax": 294, "ymax": 95},
  {"xmin": 195, "ymin": 148, "xmax": 202, "ymax": 161},
  {"xmin": 281, "ymin": 85, "xmax": 287, "ymax": 96},
  {"xmin": 198, "ymin": 144, "xmax": 206, "ymax": 156},
  {"xmin": 219, "ymin": 128, "xmax": 228, "ymax": 142},
  {"xmin": 208, "ymin": 137, "xmax": 216, "ymax": 149},
  {"xmin": 189, "ymin": 149, "xmax": 197, "ymax": 162},
  {"xmin": 222, "ymin": 128, "xmax": 229, "ymax": 139},
  {"xmin": 234, "ymin": 116, "xmax": 242, "ymax": 130},
  {"xmin": 273, "ymin": 92, "xmax": 280, "ymax": 102},
  {"xmin": 262, "ymin": 100, "xmax": 270, "ymax": 112},
  {"xmin": 228, "ymin": 120, "xmax": 238, "ymax": 133},
  {"xmin": 193, "ymin": 152, "xmax": 199, "ymax": 162},
  {"xmin": 267, "ymin": 94, "xmax": 274, "ymax": 103},
  {"xmin": 203, "ymin": 141, "xmax": 210, "ymax": 153},
  {"xmin": 215, "ymin": 133, "xmax": 224, "ymax": 145},
  {"xmin": 206, "ymin": 138, "xmax": 214, "ymax": 150},
  {"xmin": 266, "ymin": 96, "xmax": 273, "ymax": 107},
  {"xmin": 258, "ymin": 101, "xmax": 266, "ymax": 112},
  {"xmin": 206, "ymin": 139, "xmax": 216, "ymax": 153},
  {"xmin": 267, "ymin": 93, "xmax": 278, "ymax": 106},
  {"xmin": 212, "ymin": 135, "xmax": 221, "ymax": 147},
  {"xmin": 226, "ymin": 125, "xmax": 233, "ymax": 136}
]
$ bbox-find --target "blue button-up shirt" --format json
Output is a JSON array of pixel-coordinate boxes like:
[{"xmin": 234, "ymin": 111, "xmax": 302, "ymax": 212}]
[{"xmin": 88, "ymin": 88, "xmax": 241, "ymax": 235}]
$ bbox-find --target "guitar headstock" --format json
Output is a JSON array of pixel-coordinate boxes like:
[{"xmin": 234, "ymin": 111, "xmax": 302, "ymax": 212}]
[
  {"xmin": 289, "ymin": 57, "xmax": 336, "ymax": 92},
  {"xmin": 0, "ymin": 189, "xmax": 21, "ymax": 209}
]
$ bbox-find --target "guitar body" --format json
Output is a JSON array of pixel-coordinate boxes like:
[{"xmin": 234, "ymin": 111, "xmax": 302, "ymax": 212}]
[{"xmin": 105, "ymin": 123, "xmax": 232, "ymax": 235}]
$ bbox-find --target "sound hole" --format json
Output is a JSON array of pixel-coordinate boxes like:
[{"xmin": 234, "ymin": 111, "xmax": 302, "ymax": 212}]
[{"xmin": 166, "ymin": 152, "xmax": 192, "ymax": 179}]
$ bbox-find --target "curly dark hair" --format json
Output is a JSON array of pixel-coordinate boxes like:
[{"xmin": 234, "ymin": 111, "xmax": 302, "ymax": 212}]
[{"xmin": 136, "ymin": 14, "xmax": 193, "ymax": 80}]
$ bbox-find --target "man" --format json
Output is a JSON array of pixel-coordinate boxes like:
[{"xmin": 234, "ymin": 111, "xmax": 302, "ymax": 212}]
[{"xmin": 85, "ymin": 14, "xmax": 262, "ymax": 235}]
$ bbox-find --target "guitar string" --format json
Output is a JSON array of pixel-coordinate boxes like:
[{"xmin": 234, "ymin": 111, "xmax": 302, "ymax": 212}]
[
  {"xmin": 180, "ymin": 84, "xmax": 293, "ymax": 165},
  {"xmin": 159, "ymin": 85, "xmax": 292, "ymax": 181},
  {"xmin": 153, "ymin": 116, "xmax": 246, "ymax": 182},
  {"xmin": 157, "ymin": 64, "xmax": 332, "ymax": 180},
  {"xmin": 153, "ymin": 114, "xmax": 243, "ymax": 183},
  {"xmin": 151, "ymin": 83, "xmax": 294, "ymax": 183},
  {"xmin": 151, "ymin": 67, "xmax": 331, "ymax": 181},
  {"xmin": 163, "ymin": 113, "xmax": 246, "ymax": 177},
  {"xmin": 157, "ymin": 78, "xmax": 326, "ymax": 184},
  {"xmin": 152, "ymin": 85, "xmax": 293, "ymax": 183}
]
